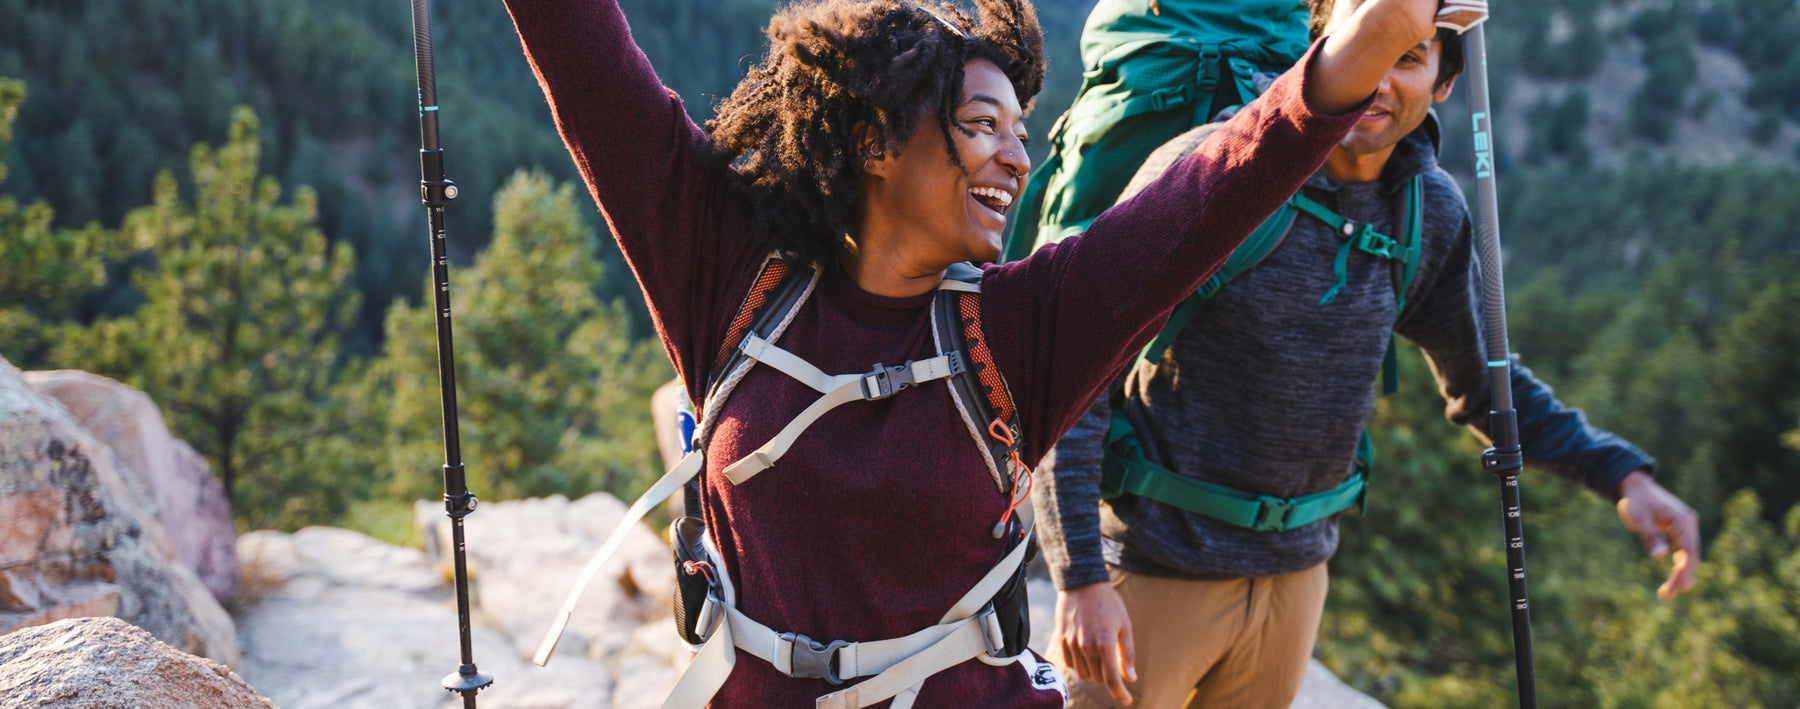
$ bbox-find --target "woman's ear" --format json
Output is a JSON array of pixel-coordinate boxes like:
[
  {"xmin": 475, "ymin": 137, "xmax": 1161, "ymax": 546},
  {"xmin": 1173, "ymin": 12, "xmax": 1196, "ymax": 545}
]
[{"xmin": 858, "ymin": 126, "xmax": 893, "ymax": 178}]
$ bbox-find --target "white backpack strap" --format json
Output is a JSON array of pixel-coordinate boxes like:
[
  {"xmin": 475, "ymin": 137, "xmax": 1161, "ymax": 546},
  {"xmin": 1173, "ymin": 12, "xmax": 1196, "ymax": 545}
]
[
  {"xmin": 532, "ymin": 449, "xmax": 706, "ymax": 666},
  {"xmin": 719, "ymin": 334, "xmax": 965, "ymax": 484},
  {"xmin": 693, "ymin": 265, "xmax": 821, "ymax": 451},
  {"xmin": 818, "ymin": 501, "xmax": 1035, "ymax": 709},
  {"xmin": 664, "ymin": 501, "xmax": 1035, "ymax": 709}
]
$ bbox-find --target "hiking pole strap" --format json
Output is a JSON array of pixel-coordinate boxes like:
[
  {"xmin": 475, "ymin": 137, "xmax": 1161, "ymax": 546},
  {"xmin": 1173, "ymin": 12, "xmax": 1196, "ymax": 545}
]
[{"xmin": 533, "ymin": 449, "xmax": 706, "ymax": 666}]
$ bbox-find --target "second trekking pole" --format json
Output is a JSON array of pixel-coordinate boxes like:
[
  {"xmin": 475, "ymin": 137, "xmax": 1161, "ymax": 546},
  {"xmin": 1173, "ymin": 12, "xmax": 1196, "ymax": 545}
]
[
  {"xmin": 409, "ymin": 0, "xmax": 494, "ymax": 705},
  {"xmin": 1463, "ymin": 21, "xmax": 1538, "ymax": 709}
]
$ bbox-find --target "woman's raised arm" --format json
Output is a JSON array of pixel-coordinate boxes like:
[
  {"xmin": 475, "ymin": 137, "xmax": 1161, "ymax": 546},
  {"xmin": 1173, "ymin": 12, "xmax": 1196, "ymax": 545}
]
[{"xmin": 503, "ymin": 0, "xmax": 763, "ymax": 390}]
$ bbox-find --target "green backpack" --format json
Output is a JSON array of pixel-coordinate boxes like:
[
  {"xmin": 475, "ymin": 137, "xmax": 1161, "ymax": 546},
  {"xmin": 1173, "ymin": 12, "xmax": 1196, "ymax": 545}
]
[
  {"xmin": 999, "ymin": 0, "xmax": 1312, "ymax": 259},
  {"xmin": 1005, "ymin": 0, "xmax": 1425, "ymax": 532}
]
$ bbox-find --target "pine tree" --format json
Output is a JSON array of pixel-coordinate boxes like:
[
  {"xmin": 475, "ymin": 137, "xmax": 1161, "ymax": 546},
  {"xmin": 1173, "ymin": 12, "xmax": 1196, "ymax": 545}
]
[
  {"xmin": 55, "ymin": 107, "xmax": 361, "ymax": 526},
  {"xmin": 0, "ymin": 79, "xmax": 120, "ymax": 366},
  {"xmin": 368, "ymin": 169, "xmax": 669, "ymax": 507}
]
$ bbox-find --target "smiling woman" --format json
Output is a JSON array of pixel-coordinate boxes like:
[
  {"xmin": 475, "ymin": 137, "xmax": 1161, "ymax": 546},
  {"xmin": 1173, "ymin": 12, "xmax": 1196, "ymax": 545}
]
[
  {"xmin": 500, "ymin": 0, "xmax": 1428, "ymax": 706},
  {"xmin": 706, "ymin": 2, "xmax": 1043, "ymax": 294}
]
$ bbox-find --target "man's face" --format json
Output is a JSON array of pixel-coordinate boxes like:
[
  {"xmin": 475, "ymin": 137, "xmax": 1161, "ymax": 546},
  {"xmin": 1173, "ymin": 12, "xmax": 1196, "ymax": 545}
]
[
  {"xmin": 1340, "ymin": 38, "xmax": 1454, "ymax": 155},
  {"xmin": 1326, "ymin": 1, "xmax": 1457, "ymax": 156}
]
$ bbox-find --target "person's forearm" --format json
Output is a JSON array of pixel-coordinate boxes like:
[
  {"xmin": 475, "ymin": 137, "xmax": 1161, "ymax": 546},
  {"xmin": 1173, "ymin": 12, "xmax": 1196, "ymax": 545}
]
[
  {"xmin": 1033, "ymin": 396, "xmax": 1113, "ymax": 590},
  {"xmin": 1307, "ymin": 0, "xmax": 1436, "ymax": 113}
]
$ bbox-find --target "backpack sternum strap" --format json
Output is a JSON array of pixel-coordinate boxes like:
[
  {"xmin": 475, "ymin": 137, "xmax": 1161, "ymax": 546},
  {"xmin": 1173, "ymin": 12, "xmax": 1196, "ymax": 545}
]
[
  {"xmin": 1300, "ymin": 176, "xmax": 1423, "ymax": 307},
  {"xmin": 720, "ymin": 333, "xmax": 966, "ymax": 484},
  {"xmin": 863, "ymin": 352, "xmax": 965, "ymax": 400}
]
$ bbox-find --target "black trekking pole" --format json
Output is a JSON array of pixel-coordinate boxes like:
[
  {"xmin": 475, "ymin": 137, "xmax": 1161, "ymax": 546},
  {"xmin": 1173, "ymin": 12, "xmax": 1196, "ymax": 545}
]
[
  {"xmin": 1463, "ymin": 22, "xmax": 1537, "ymax": 709},
  {"xmin": 409, "ymin": 0, "xmax": 494, "ymax": 705}
]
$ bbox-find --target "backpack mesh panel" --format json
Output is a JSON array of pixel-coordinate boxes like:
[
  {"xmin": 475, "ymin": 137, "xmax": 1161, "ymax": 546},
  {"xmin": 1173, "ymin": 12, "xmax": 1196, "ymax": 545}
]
[
  {"xmin": 957, "ymin": 293, "xmax": 1016, "ymax": 424},
  {"xmin": 713, "ymin": 259, "xmax": 792, "ymax": 373}
]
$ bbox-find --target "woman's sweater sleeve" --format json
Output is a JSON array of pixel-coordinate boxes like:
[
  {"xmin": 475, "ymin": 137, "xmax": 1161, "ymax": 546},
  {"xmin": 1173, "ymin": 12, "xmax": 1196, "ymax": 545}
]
[
  {"xmin": 983, "ymin": 40, "xmax": 1369, "ymax": 466},
  {"xmin": 502, "ymin": 0, "xmax": 760, "ymax": 391}
]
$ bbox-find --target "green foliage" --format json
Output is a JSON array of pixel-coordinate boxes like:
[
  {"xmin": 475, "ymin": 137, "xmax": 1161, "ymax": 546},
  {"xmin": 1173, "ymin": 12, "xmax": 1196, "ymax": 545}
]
[
  {"xmin": 365, "ymin": 170, "xmax": 670, "ymax": 507},
  {"xmin": 52, "ymin": 108, "xmax": 365, "ymax": 530},
  {"xmin": 1518, "ymin": 7, "xmax": 1604, "ymax": 81},
  {"xmin": 1628, "ymin": 7, "xmax": 1697, "ymax": 143},
  {"xmin": 1569, "ymin": 491, "xmax": 1800, "ymax": 708},
  {"xmin": 0, "ymin": 0, "xmax": 578, "ymax": 351},
  {"xmin": 1325, "ymin": 156, "xmax": 1800, "ymax": 704},
  {"xmin": 0, "ymin": 79, "xmax": 125, "ymax": 366}
]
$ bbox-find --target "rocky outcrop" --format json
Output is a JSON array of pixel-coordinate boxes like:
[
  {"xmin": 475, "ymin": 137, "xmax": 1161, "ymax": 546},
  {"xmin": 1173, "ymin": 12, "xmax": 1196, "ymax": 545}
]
[
  {"xmin": 23, "ymin": 369, "xmax": 239, "ymax": 603},
  {"xmin": 0, "ymin": 616, "xmax": 273, "ymax": 709},
  {"xmin": 233, "ymin": 520, "xmax": 645, "ymax": 709},
  {"xmin": 0, "ymin": 355, "xmax": 237, "ymax": 665},
  {"xmin": 235, "ymin": 493, "xmax": 1382, "ymax": 708},
  {"xmin": 414, "ymin": 493, "xmax": 680, "ymax": 668}
]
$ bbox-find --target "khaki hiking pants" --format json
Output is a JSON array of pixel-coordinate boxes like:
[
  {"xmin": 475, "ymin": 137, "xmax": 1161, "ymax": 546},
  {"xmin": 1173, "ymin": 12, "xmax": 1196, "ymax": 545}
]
[{"xmin": 1047, "ymin": 563, "xmax": 1329, "ymax": 709}]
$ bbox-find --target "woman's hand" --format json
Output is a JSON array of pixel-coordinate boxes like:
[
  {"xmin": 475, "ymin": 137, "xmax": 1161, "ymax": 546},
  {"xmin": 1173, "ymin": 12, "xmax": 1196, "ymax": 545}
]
[
  {"xmin": 1306, "ymin": 0, "xmax": 1489, "ymax": 114},
  {"xmin": 1435, "ymin": 0, "xmax": 1490, "ymax": 35}
]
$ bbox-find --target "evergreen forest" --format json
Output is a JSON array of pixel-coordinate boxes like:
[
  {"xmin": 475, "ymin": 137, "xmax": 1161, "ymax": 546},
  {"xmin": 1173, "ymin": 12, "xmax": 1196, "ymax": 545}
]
[{"xmin": 3, "ymin": 0, "xmax": 1797, "ymax": 705}]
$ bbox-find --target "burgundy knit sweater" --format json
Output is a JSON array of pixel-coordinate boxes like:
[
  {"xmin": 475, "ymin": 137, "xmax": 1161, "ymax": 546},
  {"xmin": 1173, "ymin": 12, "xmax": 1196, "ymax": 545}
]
[{"xmin": 503, "ymin": 1, "xmax": 1360, "ymax": 705}]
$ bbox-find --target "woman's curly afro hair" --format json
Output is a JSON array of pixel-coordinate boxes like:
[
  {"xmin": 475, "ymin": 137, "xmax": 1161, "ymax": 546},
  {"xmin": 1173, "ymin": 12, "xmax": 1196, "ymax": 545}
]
[{"xmin": 705, "ymin": 0, "xmax": 1046, "ymax": 266}]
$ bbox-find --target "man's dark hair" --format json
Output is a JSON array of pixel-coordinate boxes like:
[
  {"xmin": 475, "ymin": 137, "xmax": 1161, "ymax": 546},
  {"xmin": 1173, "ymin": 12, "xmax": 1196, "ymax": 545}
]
[
  {"xmin": 706, "ymin": 0, "xmax": 1046, "ymax": 267},
  {"xmin": 1306, "ymin": 0, "xmax": 1464, "ymax": 91}
]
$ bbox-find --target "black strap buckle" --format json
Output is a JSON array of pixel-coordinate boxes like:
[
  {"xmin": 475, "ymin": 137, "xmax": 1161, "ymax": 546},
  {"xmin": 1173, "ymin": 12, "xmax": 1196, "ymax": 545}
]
[
  {"xmin": 862, "ymin": 352, "xmax": 964, "ymax": 400},
  {"xmin": 780, "ymin": 632, "xmax": 847, "ymax": 685}
]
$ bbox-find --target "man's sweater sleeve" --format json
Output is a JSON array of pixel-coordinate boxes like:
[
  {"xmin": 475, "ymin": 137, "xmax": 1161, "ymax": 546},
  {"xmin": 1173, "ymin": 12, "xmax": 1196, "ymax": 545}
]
[
  {"xmin": 1033, "ymin": 395, "xmax": 1113, "ymax": 590},
  {"xmin": 1396, "ymin": 205, "xmax": 1655, "ymax": 499}
]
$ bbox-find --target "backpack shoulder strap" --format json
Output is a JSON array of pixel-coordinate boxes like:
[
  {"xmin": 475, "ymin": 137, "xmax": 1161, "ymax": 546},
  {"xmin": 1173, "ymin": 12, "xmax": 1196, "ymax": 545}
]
[
  {"xmin": 1395, "ymin": 174, "xmax": 1424, "ymax": 312},
  {"xmin": 1141, "ymin": 200, "xmax": 1299, "ymax": 364},
  {"xmin": 694, "ymin": 254, "xmax": 818, "ymax": 444},
  {"xmin": 932, "ymin": 263, "xmax": 1023, "ymax": 496}
]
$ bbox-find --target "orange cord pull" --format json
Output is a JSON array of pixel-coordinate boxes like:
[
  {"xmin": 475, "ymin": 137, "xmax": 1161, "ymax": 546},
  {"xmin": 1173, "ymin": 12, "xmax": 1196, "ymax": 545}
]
[
  {"xmin": 683, "ymin": 560, "xmax": 715, "ymax": 584},
  {"xmin": 988, "ymin": 419, "xmax": 1033, "ymax": 533}
]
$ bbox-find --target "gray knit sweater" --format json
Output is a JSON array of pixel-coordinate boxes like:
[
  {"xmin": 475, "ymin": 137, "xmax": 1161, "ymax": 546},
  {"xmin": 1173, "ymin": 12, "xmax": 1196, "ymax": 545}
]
[{"xmin": 1033, "ymin": 114, "xmax": 1657, "ymax": 587}]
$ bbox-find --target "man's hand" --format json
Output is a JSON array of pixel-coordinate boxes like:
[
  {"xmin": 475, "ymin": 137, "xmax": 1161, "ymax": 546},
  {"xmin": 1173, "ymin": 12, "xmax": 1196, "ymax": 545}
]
[
  {"xmin": 1616, "ymin": 469, "xmax": 1702, "ymax": 600},
  {"xmin": 1057, "ymin": 583, "xmax": 1137, "ymax": 706}
]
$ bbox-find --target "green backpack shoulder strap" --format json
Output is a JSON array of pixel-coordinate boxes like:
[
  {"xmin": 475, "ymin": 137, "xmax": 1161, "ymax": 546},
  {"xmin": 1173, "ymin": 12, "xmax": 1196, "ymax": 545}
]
[{"xmin": 1140, "ymin": 198, "xmax": 1300, "ymax": 364}]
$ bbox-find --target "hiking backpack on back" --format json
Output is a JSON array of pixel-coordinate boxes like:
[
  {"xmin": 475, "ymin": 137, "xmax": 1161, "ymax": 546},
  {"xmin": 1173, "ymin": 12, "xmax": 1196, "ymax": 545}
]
[{"xmin": 1000, "ymin": 0, "xmax": 1312, "ymax": 260}]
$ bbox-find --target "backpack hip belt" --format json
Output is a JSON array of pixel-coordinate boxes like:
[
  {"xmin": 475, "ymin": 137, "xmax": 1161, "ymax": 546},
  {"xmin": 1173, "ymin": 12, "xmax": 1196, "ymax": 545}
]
[
  {"xmin": 666, "ymin": 503, "xmax": 1037, "ymax": 709},
  {"xmin": 1101, "ymin": 411, "xmax": 1367, "ymax": 532},
  {"xmin": 534, "ymin": 257, "xmax": 1035, "ymax": 709}
]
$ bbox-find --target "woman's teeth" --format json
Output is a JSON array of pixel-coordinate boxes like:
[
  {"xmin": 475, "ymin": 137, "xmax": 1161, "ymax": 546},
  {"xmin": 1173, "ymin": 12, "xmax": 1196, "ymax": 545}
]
[{"xmin": 971, "ymin": 186, "xmax": 1013, "ymax": 213}]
